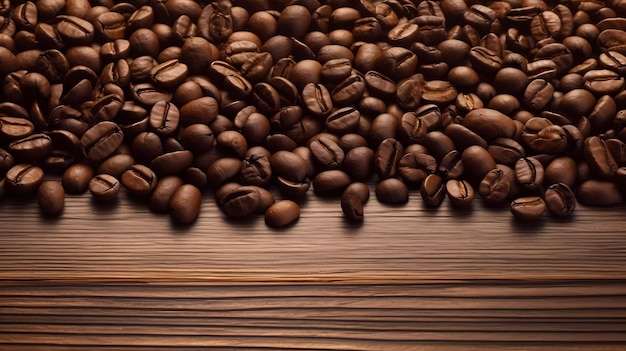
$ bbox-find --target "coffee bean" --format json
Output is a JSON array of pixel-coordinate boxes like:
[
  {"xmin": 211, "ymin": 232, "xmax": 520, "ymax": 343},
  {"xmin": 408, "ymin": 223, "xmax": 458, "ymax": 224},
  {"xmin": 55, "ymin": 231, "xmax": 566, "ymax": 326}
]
[
  {"xmin": 446, "ymin": 179, "xmax": 475, "ymax": 209},
  {"xmin": 312, "ymin": 170, "xmax": 351, "ymax": 195},
  {"xmin": 149, "ymin": 176, "xmax": 184, "ymax": 213},
  {"xmin": 121, "ymin": 164, "xmax": 157, "ymax": 196},
  {"xmin": 62, "ymin": 163, "xmax": 94, "ymax": 194},
  {"xmin": 6, "ymin": 163, "xmax": 44, "ymax": 194},
  {"xmin": 265, "ymin": 200, "xmax": 300, "ymax": 228},
  {"xmin": 37, "ymin": 180, "xmax": 64, "ymax": 216},
  {"xmin": 515, "ymin": 157, "xmax": 545, "ymax": 192},
  {"xmin": 218, "ymin": 185, "xmax": 261, "ymax": 219},
  {"xmin": 510, "ymin": 196, "xmax": 546, "ymax": 220},
  {"xmin": 341, "ymin": 182, "xmax": 370, "ymax": 222},
  {"xmin": 479, "ymin": 168, "xmax": 512, "ymax": 205},
  {"xmin": 584, "ymin": 136, "xmax": 619, "ymax": 179},
  {"xmin": 88, "ymin": 174, "xmax": 121, "ymax": 203},
  {"xmin": 169, "ymin": 184, "xmax": 201, "ymax": 224},
  {"xmin": 376, "ymin": 178, "xmax": 409, "ymax": 204},
  {"xmin": 576, "ymin": 179, "xmax": 623, "ymax": 206},
  {"xmin": 545, "ymin": 183, "xmax": 576, "ymax": 217}
]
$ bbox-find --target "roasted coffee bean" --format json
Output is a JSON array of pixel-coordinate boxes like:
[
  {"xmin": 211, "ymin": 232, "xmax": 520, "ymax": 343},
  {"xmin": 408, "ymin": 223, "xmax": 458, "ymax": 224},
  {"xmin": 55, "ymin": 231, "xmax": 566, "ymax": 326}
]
[
  {"xmin": 420, "ymin": 173, "xmax": 446, "ymax": 208},
  {"xmin": 446, "ymin": 179, "xmax": 475, "ymax": 209},
  {"xmin": 515, "ymin": 157, "xmax": 545, "ymax": 191},
  {"xmin": 0, "ymin": 116, "xmax": 34, "ymax": 141},
  {"xmin": 150, "ymin": 150, "xmax": 193, "ymax": 177},
  {"xmin": 463, "ymin": 108, "xmax": 517, "ymax": 141},
  {"xmin": 309, "ymin": 137, "xmax": 344, "ymax": 170},
  {"xmin": 343, "ymin": 146, "xmax": 374, "ymax": 182},
  {"xmin": 121, "ymin": 164, "xmax": 157, "ymax": 196},
  {"xmin": 169, "ymin": 184, "xmax": 201, "ymax": 224},
  {"xmin": 479, "ymin": 168, "xmax": 512, "ymax": 205},
  {"xmin": 148, "ymin": 101, "xmax": 179, "ymax": 137},
  {"xmin": 375, "ymin": 138, "xmax": 404, "ymax": 179},
  {"xmin": 488, "ymin": 138, "xmax": 525, "ymax": 166},
  {"xmin": 241, "ymin": 153, "xmax": 272, "ymax": 187},
  {"xmin": 312, "ymin": 170, "xmax": 351, "ymax": 195},
  {"xmin": 179, "ymin": 124, "xmax": 214, "ymax": 154},
  {"xmin": 6, "ymin": 164, "xmax": 44, "ymax": 194},
  {"xmin": 302, "ymin": 83, "xmax": 332, "ymax": 117},
  {"xmin": 462, "ymin": 145, "xmax": 497, "ymax": 184},
  {"xmin": 265, "ymin": 200, "xmax": 300, "ymax": 228},
  {"xmin": 270, "ymin": 150, "xmax": 309, "ymax": 183},
  {"xmin": 206, "ymin": 157, "xmax": 242, "ymax": 190},
  {"xmin": 376, "ymin": 178, "xmax": 409, "ymax": 204},
  {"xmin": 544, "ymin": 156, "xmax": 578, "ymax": 188},
  {"xmin": 219, "ymin": 185, "xmax": 261, "ymax": 219},
  {"xmin": 88, "ymin": 174, "xmax": 121, "ymax": 203},
  {"xmin": 576, "ymin": 179, "xmax": 623, "ymax": 206},
  {"xmin": 545, "ymin": 183, "xmax": 576, "ymax": 217},
  {"xmin": 62, "ymin": 163, "xmax": 94, "ymax": 194},
  {"xmin": 510, "ymin": 196, "xmax": 546, "ymax": 220},
  {"xmin": 584, "ymin": 136, "xmax": 619, "ymax": 179},
  {"xmin": 341, "ymin": 182, "xmax": 370, "ymax": 222},
  {"xmin": 37, "ymin": 180, "xmax": 64, "ymax": 216},
  {"xmin": 8, "ymin": 133, "xmax": 52, "ymax": 162},
  {"xmin": 97, "ymin": 154, "xmax": 134, "ymax": 178},
  {"xmin": 326, "ymin": 106, "xmax": 360, "ymax": 135}
]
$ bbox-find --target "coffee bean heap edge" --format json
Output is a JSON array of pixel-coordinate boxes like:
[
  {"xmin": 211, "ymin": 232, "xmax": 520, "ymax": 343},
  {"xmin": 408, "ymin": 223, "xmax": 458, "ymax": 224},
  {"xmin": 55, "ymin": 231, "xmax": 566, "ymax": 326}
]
[{"xmin": 1, "ymin": 0, "xmax": 626, "ymax": 226}]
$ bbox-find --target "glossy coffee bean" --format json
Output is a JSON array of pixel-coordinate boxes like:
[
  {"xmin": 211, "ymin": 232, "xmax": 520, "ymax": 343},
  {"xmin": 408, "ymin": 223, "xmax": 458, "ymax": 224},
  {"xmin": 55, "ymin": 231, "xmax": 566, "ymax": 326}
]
[
  {"xmin": 514, "ymin": 157, "xmax": 544, "ymax": 192},
  {"xmin": 62, "ymin": 163, "xmax": 94, "ymax": 194},
  {"xmin": 80, "ymin": 121, "xmax": 124, "ymax": 162},
  {"xmin": 420, "ymin": 173, "xmax": 446, "ymax": 208},
  {"xmin": 545, "ymin": 183, "xmax": 576, "ymax": 217},
  {"xmin": 264, "ymin": 200, "xmax": 300, "ymax": 228},
  {"xmin": 170, "ymin": 184, "xmax": 202, "ymax": 224},
  {"xmin": 576, "ymin": 179, "xmax": 623, "ymax": 206},
  {"xmin": 341, "ymin": 182, "xmax": 370, "ymax": 223},
  {"xmin": 218, "ymin": 185, "xmax": 261, "ymax": 219},
  {"xmin": 88, "ymin": 174, "xmax": 121, "ymax": 203},
  {"xmin": 376, "ymin": 178, "xmax": 409, "ymax": 204},
  {"xmin": 37, "ymin": 180, "xmax": 64, "ymax": 216},
  {"xmin": 121, "ymin": 164, "xmax": 157, "ymax": 196},
  {"xmin": 479, "ymin": 168, "xmax": 512, "ymax": 205},
  {"xmin": 510, "ymin": 196, "xmax": 546, "ymax": 220},
  {"xmin": 312, "ymin": 170, "xmax": 351, "ymax": 195},
  {"xmin": 6, "ymin": 164, "xmax": 44, "ymax": 194}
]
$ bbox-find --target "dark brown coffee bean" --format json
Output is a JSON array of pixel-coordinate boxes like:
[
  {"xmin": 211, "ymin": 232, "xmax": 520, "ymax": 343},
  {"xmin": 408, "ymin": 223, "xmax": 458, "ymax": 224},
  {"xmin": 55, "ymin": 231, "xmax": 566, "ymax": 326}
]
[
  {"xmin": 463, "ymin": 108, "xmax": 517, "ymax": 141},
  {"xmin": 515, "ymin": 157, "xmax": 545, "ymax": 191},
  {"xmin": 302, "ymin": 82, "xmax": 333, "ymax": 117},
  {"xmin": 523, "ymin": 79, "xmax": 554, "ymax": 112},
  {"xmin": 8, "ymin": 133, "xmax": 52, "ymax": 162},
  {"xmin": 0, "ymin": 116, "xmax": 34, "ymax": 141},
  {"xmin": 479, "ymin": 168, "xmax": 512, "ymax": 205},
  {"xmin": 469, "ymin": 46, "xmax": 502, "ymax": 75},
  {"xmin": 341, "ymin": 182, "xmax": 370, "ymax": 223},
  {"xmin": 121, "ymin": 164, "xmax": 157, "ymax": 196},
  {"xmin": 420, "ymin": 173, "xmax": 446, "ymax": 208},
  {"xmin": 206, "ymin": 157, "xmax": 242, "ymax": 190},
  {"xmin": 148, "ymin": 101, "xmax": 179, "ymax": 137},
  {"xmin": 241, "ymin": 153, "xmax": 272, "ymax": 187},
  {"xmin": 169, "ymin": 184, "xmax": 201, "ymax": 224},
  {"xmin": 61, "ymin": 163, "xmax": 94, "ymax": 194},
  {"xmin": 312, "ymin": 170, "xmax": 351, "ymax": 195},
  {"xmin": 584, "ymin": 69, "xmax": 625, "ymax": 96},
  {"xmin": 343, "ymin": 146, "xmax": 374, "ymax": 182},
  {"xmin": 376, "ymin": 178, "xmax": 409, "ymax": 204},
  {"xmin": 488, "ymin": 138, "xmax": 525, "ymax": 166},
  {"xmin": 37, "ymin": 180, "xmax": 64, "ymax": 216},
  {"xmin": 5, "ymin": 164, "xmax": 43, "ymax": 194},
  {"xmin": 150, "ymin": 150, "xmax": 194, "ymax": 177},
  {"xmin": 545, "ymin": 183, "xmax": 576, "ymax": 217},
  {"xmin": 375, "ymin": 138, "xmax": 404, "ymax": 179},
  {"xmin": 265, "ymin": 200, "xmax": 300, "ymax": 228},
  {"xmin": 56, "ymin": 15, "xmax": 94, "ymax": 46},
  {"xmin": 462, "ymin": 145, "xmax": 497, "ymax": 184},
  {"xmin": 576, "ymin": 179, "xmax": 623, "ymax": 206},
  {"xmin": 88, "ymin": 174, "xmax": 121, "ymax": 203},
  {"xmin": 218, "ymin": 185, "xmax": 261, "ymax": 219},
  {"xmin": 270, "ymin": 150, "xmax": 309, "ymax": 183},
  {"xmin": 326, "ymin": 106, "xmax": 360, "ymax": 135},
  {"xmin": 510, "ymin": 196, "xmax": 546, "ymax": 220},
  {"xmin": 131, "ymin": 83, "xmax": 173, "ymax": 107},
  {"xmin": 309, "ymin": 137, "xmax": 344, "ymax": 171},
  {"xmin": 446, "ymin": 179, "xmax": 474, "ymax": 209},
  {"xmin": 0, "ymin": 148, "xmax": 14, "ymax": 173},
  {"xmin": 97, "ymin": 154, "xmax": 134, "ymax": 178},
  {"xmin": 584, "ymin": 136, "xmax": 619, "ymax": 179}
]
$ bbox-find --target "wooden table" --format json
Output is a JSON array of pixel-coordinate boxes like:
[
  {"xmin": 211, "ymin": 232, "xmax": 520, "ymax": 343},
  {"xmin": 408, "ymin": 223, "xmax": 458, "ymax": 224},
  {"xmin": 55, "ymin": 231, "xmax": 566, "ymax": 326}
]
[{"xmin": 1, "ymin": 186, "xmax": 625, "ymax": 350}]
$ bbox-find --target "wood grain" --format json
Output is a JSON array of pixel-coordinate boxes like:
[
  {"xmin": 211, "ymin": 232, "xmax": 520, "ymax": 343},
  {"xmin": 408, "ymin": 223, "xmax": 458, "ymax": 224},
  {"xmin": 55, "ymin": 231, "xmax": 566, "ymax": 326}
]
[{"xmin": 1, "ymin": 187, "xmax": 625, "ymax": 349}]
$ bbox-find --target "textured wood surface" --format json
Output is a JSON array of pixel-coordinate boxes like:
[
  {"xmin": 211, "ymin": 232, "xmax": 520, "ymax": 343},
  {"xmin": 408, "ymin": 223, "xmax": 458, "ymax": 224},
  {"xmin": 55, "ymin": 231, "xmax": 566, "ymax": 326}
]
[{"xmin": 1, "ymin": 186, "xmax": 625, "ymax": 349}]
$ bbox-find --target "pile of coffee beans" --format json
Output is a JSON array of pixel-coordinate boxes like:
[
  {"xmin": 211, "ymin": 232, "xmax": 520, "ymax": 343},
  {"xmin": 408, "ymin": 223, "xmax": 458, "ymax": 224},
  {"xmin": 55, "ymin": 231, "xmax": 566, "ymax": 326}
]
[{"xmin": 1, "ymin": 0, "xmax": 625, "ymax": 227}]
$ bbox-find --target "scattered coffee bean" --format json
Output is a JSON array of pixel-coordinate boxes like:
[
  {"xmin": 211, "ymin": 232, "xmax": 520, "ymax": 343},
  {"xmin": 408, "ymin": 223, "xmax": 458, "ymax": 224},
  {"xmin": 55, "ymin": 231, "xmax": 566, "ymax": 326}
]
[
  {"xmin": 265, "ymin": 200, "xmax": 300, "ymax": 228},
  {"xmin": 169, "ymin": 184, "xmax": 202, "ymax": 224},
  {"xmin": 88, "ymin": 174, "xmax": 121, "ymax": 203},
  {"xmin": 37, "ymin": 180, "xmax": 65, "ymax": 216}
]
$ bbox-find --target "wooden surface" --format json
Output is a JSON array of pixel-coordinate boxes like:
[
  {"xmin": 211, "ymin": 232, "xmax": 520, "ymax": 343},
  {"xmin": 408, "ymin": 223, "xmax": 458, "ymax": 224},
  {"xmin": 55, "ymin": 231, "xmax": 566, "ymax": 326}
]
[{"xmin": 1, "ymin": 185, "xmax": 626, "ymax": 350}]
